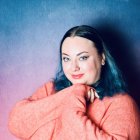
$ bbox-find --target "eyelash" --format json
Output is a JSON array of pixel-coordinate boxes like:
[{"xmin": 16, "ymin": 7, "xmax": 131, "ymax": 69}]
[
  {"xmin": 62, "ymin": 57, "xmax": 70, "ymax": 62},
  {"xmin": 62, "ymin": 56, "xmax": 89, "ymax": 62},
  {"xmin": 79, "ymin": 56, "xmax": 89, "ymax": 61}
]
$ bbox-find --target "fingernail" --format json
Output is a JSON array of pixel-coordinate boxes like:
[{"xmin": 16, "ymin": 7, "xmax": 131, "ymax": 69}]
[
  {"xmin": 90, "ymin": 89, "xmax": 94, "ymax": 103},
  {"xmin": 95, "ymin": 91, "xmax": 99, "ymax": 98},
  {"xmin": 88, "ymin": 90, "xmax": 90, "ymax": 100}
]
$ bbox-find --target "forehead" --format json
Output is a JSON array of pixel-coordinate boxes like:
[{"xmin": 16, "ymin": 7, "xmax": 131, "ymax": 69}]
[{"xmin": 62, "ymin": 36, "xmax": 97, "ymax": 54}]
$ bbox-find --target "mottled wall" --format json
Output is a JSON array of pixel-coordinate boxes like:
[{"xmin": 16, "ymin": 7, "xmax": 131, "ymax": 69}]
[{"xmin": 0, "ymin": 0, "xmax": 140, "ymax": 139}]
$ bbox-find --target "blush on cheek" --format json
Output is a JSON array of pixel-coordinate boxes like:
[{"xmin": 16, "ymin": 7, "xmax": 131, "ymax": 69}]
[
  {"xmin": 87, "ymin": 66, "xmax": 96, "ymax": 73},
  {"xmin": 86, "ymin": 66, "xmax": 101, "ymax": 82}
]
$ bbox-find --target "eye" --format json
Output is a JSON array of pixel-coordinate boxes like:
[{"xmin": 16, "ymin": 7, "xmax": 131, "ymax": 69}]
[
  {"xmin": 79, "ymin": 56, "xmax": 89, "ymax": 61},
  {"xmin": 62, "ymin": 57, "xmax": 70, "ymax": 62}
]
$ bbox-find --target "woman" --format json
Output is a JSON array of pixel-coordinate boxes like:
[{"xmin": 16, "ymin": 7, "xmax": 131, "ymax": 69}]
[{"xmin": 8, "ymin": 25, "xmax": 140, "ymax": 140}]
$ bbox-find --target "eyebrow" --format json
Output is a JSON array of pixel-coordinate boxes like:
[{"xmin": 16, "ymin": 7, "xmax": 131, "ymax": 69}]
[{"xmin": 62, "ymin": 51, "xmax": 89, "ymax": 56}]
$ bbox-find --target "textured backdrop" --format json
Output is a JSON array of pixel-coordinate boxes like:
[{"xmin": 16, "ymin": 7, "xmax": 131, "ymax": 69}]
[{"xmin": 0, "ymin": 0, "xmax": 140, "ymax": 139}]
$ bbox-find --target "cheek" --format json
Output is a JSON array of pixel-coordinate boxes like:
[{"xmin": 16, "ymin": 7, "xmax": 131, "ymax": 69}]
[
  {"xmin": 82, "ymin": 62, "xmax": 96, "ymax": 72},
  {"xmin": 82, "ymin": 60, "xmax": 101, "ymax": 76},
  {"xmin": 62, "ymin": 63, "xmax": 70, "ymax": 74}
]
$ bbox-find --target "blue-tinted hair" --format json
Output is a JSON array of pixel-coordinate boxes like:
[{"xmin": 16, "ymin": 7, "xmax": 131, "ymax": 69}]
[{"xmin": 53, "ymin": 25, "xmax": 127, "ymax": 99}]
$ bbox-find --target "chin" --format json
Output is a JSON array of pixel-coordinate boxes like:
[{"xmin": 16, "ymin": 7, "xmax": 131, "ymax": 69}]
[{"xmin": 72, "ymin": 81, "xmax": 87, "ymax": 85}]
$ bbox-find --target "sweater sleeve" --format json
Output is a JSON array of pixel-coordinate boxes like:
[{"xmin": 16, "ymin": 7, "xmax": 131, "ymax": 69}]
[
  {"xmin": 60, "ymin": 91, "xmax": 140, "ymax": 140},
  {"xmin": 8, "ymin": 82, "xmax": 73, "ymax": 139}
]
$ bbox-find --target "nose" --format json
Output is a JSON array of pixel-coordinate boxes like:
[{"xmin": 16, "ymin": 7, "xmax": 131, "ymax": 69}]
[{"xmin": 71, "ymin": 60, "xmax": 80, "ymax": 72}]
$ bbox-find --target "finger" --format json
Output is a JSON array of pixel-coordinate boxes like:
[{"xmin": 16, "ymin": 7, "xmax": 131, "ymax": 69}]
[
  {"xmin": 90, "ymin": 89, "xmax": 94, "ymax": 103},
  {"xmin": 95, "ymin": 91, "xmax": 99, "ymax": 98},
  {"xmin": 87, "ymin": 90, "xmax": 91, "ymax": 101}
]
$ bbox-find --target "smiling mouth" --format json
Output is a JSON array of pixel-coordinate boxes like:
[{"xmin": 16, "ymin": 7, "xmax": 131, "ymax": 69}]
[{"xmin": 71, "ymin": 74, "xmax": 84, "ymax": 79}]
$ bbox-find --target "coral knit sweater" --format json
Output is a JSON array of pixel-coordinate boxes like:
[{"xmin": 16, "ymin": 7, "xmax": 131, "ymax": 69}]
[{"xmin": 8, "ymin": 82, "xmax": 140, "ymax": 140}]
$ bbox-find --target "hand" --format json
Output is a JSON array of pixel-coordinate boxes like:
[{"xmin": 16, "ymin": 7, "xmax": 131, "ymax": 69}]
[{"xmin": 87, "ymin": 88, "xmax": 99, "ymax": 103}]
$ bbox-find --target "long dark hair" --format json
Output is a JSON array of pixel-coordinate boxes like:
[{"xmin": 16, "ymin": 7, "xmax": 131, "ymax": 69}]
[{"xmin": 53, "ymin": 25, "xmax": 127, "ymax": 99}]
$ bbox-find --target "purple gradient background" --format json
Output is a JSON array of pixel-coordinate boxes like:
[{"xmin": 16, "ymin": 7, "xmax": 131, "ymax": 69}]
[{"xmin": 0, "ymin": 0, "xmax": 140, "ymax": 139}]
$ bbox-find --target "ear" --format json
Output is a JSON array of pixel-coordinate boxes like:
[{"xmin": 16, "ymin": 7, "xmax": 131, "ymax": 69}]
[{"xmin": 101, "ymin": 53, "xmax": 105, "ymax": 65}]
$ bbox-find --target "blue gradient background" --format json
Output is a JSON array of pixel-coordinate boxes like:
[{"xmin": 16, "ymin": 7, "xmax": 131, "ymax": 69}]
[{"xmin": 0, "ymin": 0, "xmax": 140, "ymax": 139}]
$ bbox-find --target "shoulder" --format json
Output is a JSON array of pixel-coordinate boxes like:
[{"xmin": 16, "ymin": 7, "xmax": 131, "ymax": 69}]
[
  {"xmin": 44, "ymin": 81, "xmax": 55, "ymax": 95},
  {"xmin": 28, "ymin": 81, "xmax": 55, "ymax": 101},
  {"xmin": 103, "ymin": 93, "xmax": 138, "ymax": 109},
  {"xmin": 101, "ymin": 93, "xmax": 140, "ymax": 138},
  {"xmin": 102, "ymin": 93, "xmax": 140, "ymax": 118}
]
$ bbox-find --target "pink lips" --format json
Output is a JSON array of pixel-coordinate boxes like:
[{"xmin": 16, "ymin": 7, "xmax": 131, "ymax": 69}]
[{"xmin": 71, "ymin": 74, "xmax": 84, "ymax": 79}]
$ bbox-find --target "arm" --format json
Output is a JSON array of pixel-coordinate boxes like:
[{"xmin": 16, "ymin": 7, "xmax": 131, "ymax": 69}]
[
  {"xmin": 8, "ymin": 82, "xmax": 72, "ymax": 139},
  {"xmin": 61, "ymin": 90, "xmax": 140, "ymax": 140}
]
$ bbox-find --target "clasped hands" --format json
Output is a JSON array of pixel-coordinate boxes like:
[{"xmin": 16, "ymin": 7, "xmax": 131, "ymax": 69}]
[
  {"xmin": 68, "ymin": 84, "xmax": 100, "ymax": 104},
  {"xmin": 87, "ymin": 88, "xmax": 99, "ymax": 103}
]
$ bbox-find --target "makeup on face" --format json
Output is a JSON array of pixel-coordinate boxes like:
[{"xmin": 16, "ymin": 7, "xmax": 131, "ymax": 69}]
[
  {"xmin": 71, "ymin": 74, "xmax": 84, "ymax": 79},
  {"xmin": 62, "ymin": 36, "xmax": 103, "ymax": 85}
]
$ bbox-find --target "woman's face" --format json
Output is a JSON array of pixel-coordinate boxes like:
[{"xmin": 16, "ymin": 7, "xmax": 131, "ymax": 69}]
[{"xmin": 61, "ymin": 36, "xmax": 105, "ymax": 85}]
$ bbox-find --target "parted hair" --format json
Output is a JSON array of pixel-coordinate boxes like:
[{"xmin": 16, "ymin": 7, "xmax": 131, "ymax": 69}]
[{"xmin": 53, "ymin": 25, "xmax": 127, "ymax": 99}]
